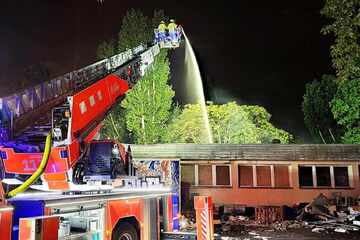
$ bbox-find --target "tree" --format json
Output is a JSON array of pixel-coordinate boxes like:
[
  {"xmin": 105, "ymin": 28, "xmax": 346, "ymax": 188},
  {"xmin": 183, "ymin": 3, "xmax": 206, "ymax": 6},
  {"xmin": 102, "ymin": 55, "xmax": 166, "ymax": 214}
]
[
  {"xmin": 320, "ymin": 1, "xmax": 360, "ymax": 143},
  {"xmin": 331, "ymin": 78, "xmax": 360, "ymax": 143},
  {"xmin": 163, "ymin": 102, "xmax": 292, "ymax": 144},
  {"xmin": 151, "ymin": 9, "xmax": 168, "ymax": 30},
  {"xmin": 302, "ymin": 75, "xmax": 342, "ymax": 143},
  {"xmin": 99, "ymin": 9, "xmax": 175, "ymax": 143},
  {"xmin": 121, "ymin": 51, "xmax": 175, "ymax": 144},
  {"xmin": 98, "ymin": 9, "xmax": 166, "ymax": 59},
  {"xmin": 100, "ymin": 105, "xmax": 130, "ymax": 142},
  {"xmin": 207, "ymin": 102, "xmax": 260, "ymax": 144},
  {"xmin": 96, "ymin": 39, "xmax": 116, "ymax": 60},
  {"xmin": 241, "ymin": 105, "xmax": 293, "ymax": 143},
  {"xmin": 162, "ymin": 104, "xmax": 212, "ymax": 144},
  {"xmin": 117, "ymin": 9, "xmax": 152, "ymax": 52},
  {"xmin": 321, "ymin": 0, "xmax": 360, "ymax": 81}
]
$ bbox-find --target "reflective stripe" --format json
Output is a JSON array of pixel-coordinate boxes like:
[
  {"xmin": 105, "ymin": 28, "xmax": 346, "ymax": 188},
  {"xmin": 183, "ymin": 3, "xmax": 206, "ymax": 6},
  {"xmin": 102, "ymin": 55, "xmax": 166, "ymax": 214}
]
[
  {"xmin": 168, "ymin": 23, "xmax": 177, "ymax": 32},
  {"xmin": 97, "ymin": 90, "xmax": 103, "ymax": 101},
  {"xmin": 89, "ymin": 95, "xmax": 95, "ymax": 107},
  {"xmin": 200, "ymin": 208, "xmax": 208, "ymax": 240},
  {"xmin": 79, "ymin": 101, "xmax": 87, "ymax": 114}
]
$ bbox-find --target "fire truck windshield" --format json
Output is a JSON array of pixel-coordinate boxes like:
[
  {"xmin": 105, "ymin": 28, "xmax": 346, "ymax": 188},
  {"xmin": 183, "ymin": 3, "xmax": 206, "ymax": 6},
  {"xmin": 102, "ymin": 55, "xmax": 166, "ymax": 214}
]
[{"xmin": 89, "ymin": 142, "xmax": 112, "ymax": 174}]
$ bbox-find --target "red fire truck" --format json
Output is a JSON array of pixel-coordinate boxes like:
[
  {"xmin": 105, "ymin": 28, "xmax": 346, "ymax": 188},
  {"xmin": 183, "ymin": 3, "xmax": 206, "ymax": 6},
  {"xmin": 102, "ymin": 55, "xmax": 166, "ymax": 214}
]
[
  {"xmin": 0, "ymin": 185, "xmax": 180, "ymax": 240},
  {"xmin": 0, "ymin": 32, "xmax": 186, "ymax": 239}
]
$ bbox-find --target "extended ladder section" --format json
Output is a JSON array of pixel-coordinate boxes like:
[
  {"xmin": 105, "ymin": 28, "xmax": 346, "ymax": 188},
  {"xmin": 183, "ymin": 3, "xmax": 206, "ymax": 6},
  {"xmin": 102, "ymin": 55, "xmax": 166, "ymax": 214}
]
[
  {"xmin": 0, "ymin": 43, "xmax": 161, "ymax": 191},
  {"xmin": 0, "ymin": 44, "xmax": 159, "ymax": 146},
  {"xmin": 0, "ymin": 25, "xmax": 183, "ymax": 193}
]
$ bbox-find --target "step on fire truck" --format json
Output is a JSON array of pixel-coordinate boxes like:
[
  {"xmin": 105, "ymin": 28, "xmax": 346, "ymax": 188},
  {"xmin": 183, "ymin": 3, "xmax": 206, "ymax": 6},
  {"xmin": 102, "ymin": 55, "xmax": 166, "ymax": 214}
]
[{"xmin": 0, "ymin": 27, "xmax": 210, "ymax": 240}]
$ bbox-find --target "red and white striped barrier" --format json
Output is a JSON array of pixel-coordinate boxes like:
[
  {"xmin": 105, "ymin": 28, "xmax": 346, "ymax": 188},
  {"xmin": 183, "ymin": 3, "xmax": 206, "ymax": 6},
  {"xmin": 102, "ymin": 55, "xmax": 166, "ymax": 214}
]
[{"xmin": 194, "ymin": 196, "xmax": 214, "ymax": 240}]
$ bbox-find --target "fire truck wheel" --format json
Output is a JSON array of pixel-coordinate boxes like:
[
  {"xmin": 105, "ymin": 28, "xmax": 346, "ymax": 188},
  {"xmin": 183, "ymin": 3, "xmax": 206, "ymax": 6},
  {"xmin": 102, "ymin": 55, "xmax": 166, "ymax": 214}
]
[{"xmin": 112, "ymin": 222, "xmax": 139, "ymax": 240}]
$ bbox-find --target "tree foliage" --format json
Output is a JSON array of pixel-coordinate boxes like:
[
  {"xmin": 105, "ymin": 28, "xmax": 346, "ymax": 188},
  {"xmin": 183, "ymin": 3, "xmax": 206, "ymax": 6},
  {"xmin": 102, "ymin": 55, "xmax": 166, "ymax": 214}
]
[
  {"xmin": 163, "ymin": 102, "xmax": 292, "ymax": 144},
  {"xmin": 207, "ymin": 102, "xmax": 256, "ymax": 144},
  {"xmin": 96, "ymin": 39, "xmax": 116, "ymax": 60},
  {"xmin": 100, "ymin": 9, "xmax": 173, "ymax": 143},
  {"xmin": 117, "ymin": 9, "xmax": 152, "ymax": 52},
  {"xmin": 302, "ymin": 75, "xmax": 342, "ymax": 143},
  {"xmin": 121, "ymin": 51, "xmax": 175, "ymax": 144},
  {"xmin": 241, "ymin": 105, "xmax": 292, "ymax": 143},
  {"xmin": 331, "ymin": 78, "xmax": 360, "ymax": 143},
  {"xmin": 116, "ymin": 9, "xmax": 166, "ymax": 52},
  {"xmin": 320, "ymin": 1, "xmax": 360, "ymax": 143},
  {"xmin": 151, "ymin": 9, "xmax": 168, "ymax": 31},
  {"xmin": 101, "ymin": 105, "xmax": 129, "ymax": 142},
  {"xmin": 162, "ymin": 104, "xmax": 211, "ymax": 144},
  {"xmin": 321, "ymin": 0, "xmax": 360, "ymax": 81}
]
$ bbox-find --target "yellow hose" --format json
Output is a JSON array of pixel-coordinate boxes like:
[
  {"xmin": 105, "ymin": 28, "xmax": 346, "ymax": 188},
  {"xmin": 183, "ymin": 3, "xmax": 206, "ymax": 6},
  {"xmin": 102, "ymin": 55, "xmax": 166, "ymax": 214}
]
[{"xmin": 7, "ymin": 132, "xmax": 52, "ymax": 198}]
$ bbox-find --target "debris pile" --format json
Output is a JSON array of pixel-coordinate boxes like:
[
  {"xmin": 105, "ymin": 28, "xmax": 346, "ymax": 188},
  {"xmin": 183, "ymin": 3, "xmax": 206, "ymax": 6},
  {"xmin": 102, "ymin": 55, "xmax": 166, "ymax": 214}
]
[
  {"xmin": 221, "ymin": 215, "xmax": 247, "ymax": 236},
  {"xmin": 255, "ymin": 206, "xmax": 282, "ymax": 225},
  {"xmin": 179, "ymin": 214, "xmax": 196, "ymax": 231},
  {"xmin": 296, "ymin": 193, "xmax": 360, "ymax": 233},
  {"xmin": 215, "ymin": 193, "xmax": 360, "ymax": 237}
]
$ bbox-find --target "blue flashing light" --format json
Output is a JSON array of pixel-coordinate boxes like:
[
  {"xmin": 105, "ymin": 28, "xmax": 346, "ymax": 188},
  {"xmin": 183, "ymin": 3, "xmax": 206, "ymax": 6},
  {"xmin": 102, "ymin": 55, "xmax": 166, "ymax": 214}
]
[
  {"xmin": 60, "ymin": 150, "xmax": 68, "ymax": 158},
  {"xmin": 0, "ymin": 150, "xmax": 7, "ymax": 160},
  {"xmin": 0, "ymin": 127, "xmax": 10, "ymax": 142},
  {"xmin": 172, "ymin": 194, "xmax": 180, "ymax": 231}
]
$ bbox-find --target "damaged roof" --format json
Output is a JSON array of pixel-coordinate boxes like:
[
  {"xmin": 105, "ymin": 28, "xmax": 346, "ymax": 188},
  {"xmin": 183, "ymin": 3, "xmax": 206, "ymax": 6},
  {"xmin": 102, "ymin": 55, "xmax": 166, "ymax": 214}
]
[{"xmin": 131, "ymin": 144, "xmax": 360, "ymax": 161}]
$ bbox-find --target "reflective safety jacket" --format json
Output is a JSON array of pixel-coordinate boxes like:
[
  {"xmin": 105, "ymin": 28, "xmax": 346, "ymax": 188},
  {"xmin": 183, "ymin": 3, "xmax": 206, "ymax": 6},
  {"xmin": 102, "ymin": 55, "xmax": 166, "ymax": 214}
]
[
  {"xmin": 167, "ymin": 22, "xmax": 177, "ymax": 32},
  {"xmin": 158, "ymin": 23, "xmax": 167, "ymax": 32}
]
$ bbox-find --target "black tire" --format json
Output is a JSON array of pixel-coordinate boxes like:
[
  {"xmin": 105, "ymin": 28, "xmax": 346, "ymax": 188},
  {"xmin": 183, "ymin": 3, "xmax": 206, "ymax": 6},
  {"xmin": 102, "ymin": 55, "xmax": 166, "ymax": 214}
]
[{"xmin": 112, "ymin": 222, "xmax": 139, "ymax": 240}]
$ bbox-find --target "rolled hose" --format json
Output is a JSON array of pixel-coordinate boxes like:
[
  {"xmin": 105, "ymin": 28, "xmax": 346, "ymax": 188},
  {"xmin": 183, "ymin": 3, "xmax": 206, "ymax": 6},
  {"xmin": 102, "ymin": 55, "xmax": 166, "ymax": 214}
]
[{"xmin": 7, "ymin": 132, "xmax": 52, "ymax": 198}]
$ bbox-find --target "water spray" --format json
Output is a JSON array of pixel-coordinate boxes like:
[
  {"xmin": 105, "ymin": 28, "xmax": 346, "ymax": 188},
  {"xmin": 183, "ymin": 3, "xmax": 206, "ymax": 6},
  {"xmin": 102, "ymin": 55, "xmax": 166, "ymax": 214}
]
[{"xmin": 182, "ymin": 31, "xmax": 213, "ymax": 143}]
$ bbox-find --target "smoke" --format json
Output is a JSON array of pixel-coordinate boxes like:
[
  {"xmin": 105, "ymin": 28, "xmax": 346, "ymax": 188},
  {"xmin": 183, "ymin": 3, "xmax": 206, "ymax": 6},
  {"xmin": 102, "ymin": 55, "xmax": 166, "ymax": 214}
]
[{"xmin": 210, "ymin": 87, "xmax": 244, "ymax": 105}]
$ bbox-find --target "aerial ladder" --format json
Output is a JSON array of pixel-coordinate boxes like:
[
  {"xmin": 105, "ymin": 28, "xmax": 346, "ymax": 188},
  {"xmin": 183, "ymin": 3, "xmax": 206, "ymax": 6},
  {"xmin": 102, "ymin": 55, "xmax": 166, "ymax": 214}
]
[
  {"xmin": 0, "ymin": 43, "xmax": 158, "ymax": 193},
  {"xmin": 0, "ymin": 25, "xmax": 217, "ymax": 240},
  {"xmin": 0, "ymin": 25, "xmax": 182, "ymax": 194},
  {"xmin": 0, "ymin": 26, "xmax": 191, "ymax": 240}
]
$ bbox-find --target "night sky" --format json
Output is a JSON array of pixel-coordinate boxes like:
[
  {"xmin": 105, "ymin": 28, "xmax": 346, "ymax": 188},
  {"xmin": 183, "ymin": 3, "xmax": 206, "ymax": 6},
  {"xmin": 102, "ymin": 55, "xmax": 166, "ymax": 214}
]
[{"xmin": 0, "ymin": 0, "xmax": 333, "ymax": 141}]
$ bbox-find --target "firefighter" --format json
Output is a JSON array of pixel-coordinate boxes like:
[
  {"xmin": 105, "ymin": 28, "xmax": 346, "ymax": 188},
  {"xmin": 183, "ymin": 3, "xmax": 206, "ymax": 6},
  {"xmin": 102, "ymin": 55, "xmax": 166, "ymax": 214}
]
[
  {"xmin": 167, "ymin": 19, "xmax": 178, "ymax": 43},
  {"xmin": 158, "ymin": 21, "xmax": 167, "ymax": 43}
]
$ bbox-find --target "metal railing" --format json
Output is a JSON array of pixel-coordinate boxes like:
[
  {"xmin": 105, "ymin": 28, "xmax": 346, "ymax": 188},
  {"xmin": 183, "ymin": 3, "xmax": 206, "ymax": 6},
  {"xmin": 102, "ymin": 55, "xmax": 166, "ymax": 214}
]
[{"xmin": 0, "ymin": 43, "xmax": 160, "ymax": 138}]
